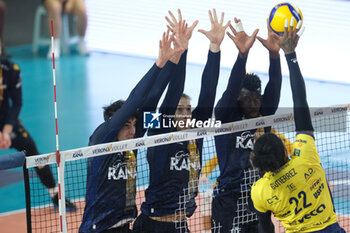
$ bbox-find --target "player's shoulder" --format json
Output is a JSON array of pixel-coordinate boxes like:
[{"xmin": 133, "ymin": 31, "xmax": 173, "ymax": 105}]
[
  {"xmin": 1, "ymin": 59, "xmax": 20, "ymax": 72},
  {"xmin": 295, "ymin": 132, "xmax": 315, "ymax": 141},
  {"xmin": 252, "ymin": 175, "xmax": 269, "ymax": 193}
]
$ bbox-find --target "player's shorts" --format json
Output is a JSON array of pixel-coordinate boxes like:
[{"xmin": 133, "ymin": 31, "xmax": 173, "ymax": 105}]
[
  {"xmin": 132, "ymin": 213, "xmax": 189, "ymax": 233},
  {"xmin": 312, "ymin": 222, "xmax": 345, "ymax": 233},
  {"xmin": 211, "ymin": 190, "xmax": 258, "ymax": 233}
]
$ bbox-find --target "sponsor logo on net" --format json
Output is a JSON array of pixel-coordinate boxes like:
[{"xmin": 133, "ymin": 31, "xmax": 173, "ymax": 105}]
[
  {"xmin": 143, "ymin": 111, "xmax": 221, "ymax": 129},
  {"xmin": 34, "ymin": 154, "xmax": 53, "ymax": 166},
  {"xmin": 255, "ymin": 119, "xmax": 265, "ymax": 126},
  {"xmin": 314, "ymin": 109, "xmax": 324, "ymax": 116},
  {"xmin": 273, "ymin": 114, "xmax": 293, "ymax": 123},
  {"xmin": 214, "ymin": 123, "xmax": 234, "ymax": 134},
  {"xmin": 72, "ymin": 150, "xmax": 84, "ymax": 158},
  {"xmin": 135, "ymin": 140, "xmax": 145, "ymax": 147},
  {"xmin": 331, "ymin": 106, "xmax": 347, "ymax": 113},
  {"xmin": 92, "ymin": 143, "xmax": 128, "ymax": 155}
]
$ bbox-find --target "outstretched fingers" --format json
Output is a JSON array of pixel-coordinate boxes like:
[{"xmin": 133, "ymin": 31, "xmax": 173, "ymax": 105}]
[
  {"xmin": 212, "ymin": 8, "xmax": 218, "ymax": 23},
  {"xmin": 219, "ymin": 11, "xmax": 224, "ymax": 25},
  {"xmin": 189, "ymin": 20, "xmax": 199, "ymax": 33},
  {"xmin": 251, "ymin": 28, "xmax": 259, "ymax": 38},
  {"xmin": 228, "ymin": 23, "xmax": 237, "ymax": 36},
  {"xmin": 226, "ymin": 30, "xmax": 235, "ymax": 42}
]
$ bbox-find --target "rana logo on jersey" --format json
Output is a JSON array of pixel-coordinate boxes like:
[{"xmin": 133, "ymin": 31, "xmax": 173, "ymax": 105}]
[
  {"xmin": 236, "ymin": 131, "xmax": 254, "ymax": 149},
  {"xmin": 108, "ymin": 153, "xmax": 136, "ymax": 180},
  {"xmin": 170, "ymin": 150, "xmax": 200, "ymax": 171}
]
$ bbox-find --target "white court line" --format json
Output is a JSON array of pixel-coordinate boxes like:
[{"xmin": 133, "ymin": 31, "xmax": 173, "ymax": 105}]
[{"xmin": 0, "ymin": 208, "xmax": 26, "ymax": 217}]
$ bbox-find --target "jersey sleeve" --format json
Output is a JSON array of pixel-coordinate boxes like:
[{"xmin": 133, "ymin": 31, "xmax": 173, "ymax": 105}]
[
  {"xmin": 135, "ymin": 61, "xmax": 177, "ymax": 138},
  {"xmin": 291, "ymin": 132, "xmax": 321, "ymax": 163},
  {"xmin": 260, "ymin": 56, "xmax": 282, "ymax": 116},
  {"xmin": 192, "ymin": 50, "xmax": 220, "ymax": 122},
  {"xmin": 215, "ymin": 55, "xmax": 247, "ymax": 123},
  {"xmin": 149, "ymin": 50, "xmax": 187, "ymax": 135},
  {"xmin": 6, "ymin": 63, "xmax": 22, "ymax": 126},
  {"xmin": 97, "ymin": 63, "xmax": 161, "ymax": 143},
  {"xmin": 251, "ymin": 182, "xmax": 269, "ymax": 213}
]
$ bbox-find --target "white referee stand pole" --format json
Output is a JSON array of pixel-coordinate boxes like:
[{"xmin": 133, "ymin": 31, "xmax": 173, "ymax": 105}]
[{"xmin": 50, "ymin": 20, "xmax": 68, "ymax": 233}]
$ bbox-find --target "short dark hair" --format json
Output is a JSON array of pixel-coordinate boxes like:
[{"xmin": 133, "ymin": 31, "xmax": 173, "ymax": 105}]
[
  {"xmin": 181, "ymin": 93, "xmax": 191, "ymax": 101},
  {"xmin": 243, "ymin": 73, "xmax": 261, "ymax": 95},
  {"xmin": 103, "ymin": 100, "xmax": 138, "ymax": 121},
  {"xmin": 252, "ymin": 133, "xmax": 286, "ymax": 173}
]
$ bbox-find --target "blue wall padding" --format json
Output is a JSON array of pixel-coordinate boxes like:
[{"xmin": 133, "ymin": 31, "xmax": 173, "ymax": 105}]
[{"xmin": 0, "ymin": 152, "xmax": 26, "ymax": 170}]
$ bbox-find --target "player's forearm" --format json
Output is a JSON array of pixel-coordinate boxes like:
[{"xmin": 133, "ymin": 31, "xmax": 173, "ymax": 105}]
[
  {"xmin": 260, "ymin": 56, "xmax": 282, "ymax": 116},
  {"xmin": 159, "ymin": 50, "xmax": 187, "ymax": 114},
  {"xmin": 142, "ymin": 61, "xmax": 176, "ymax": 110},
  {"xmin": 285, "ymin": 52, "xmax": 313, "ymax": 131},
  {"xmin": 215, "ymin": 55, "xmax": 246, "ymax": 121},
  {"xmin": 194, "ymin": 50, "xmax": 220, "ymax": 121},
  {"xmin": 101, "ymin": 64, "xmax": 161, "ymax": 142}
]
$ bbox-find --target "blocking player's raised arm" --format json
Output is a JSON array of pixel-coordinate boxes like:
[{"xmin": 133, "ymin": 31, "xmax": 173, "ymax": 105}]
[
  {"xmin": 258, "ymin": 18, "xmax": 282, "ymax": 116},
  {"xmin": 135, "ymin": 32, "xmax": 184, "ymax": 138},
  {"xmin": 98, "ymin": 31, "xmax": 183, "ymax": 143},
  {"xmin": 215, "ymin": 18, "xmax": 259, "ymax": 123},
  {"xmin": 151, "ymin": 10, "xmax": 198, "ymax": 135},
  {"xmin": 280, "ymin": 20, "xmax": 313, "ymax": 134},
  {"xmin": 193, "ymin": 9, "xmax": 229, "ymax": 121}
]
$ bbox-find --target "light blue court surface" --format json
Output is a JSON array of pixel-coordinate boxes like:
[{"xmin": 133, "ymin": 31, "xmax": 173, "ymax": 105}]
[{"xmin": 0, "ymin": 45, "xmax": 350, "ymax": 214}]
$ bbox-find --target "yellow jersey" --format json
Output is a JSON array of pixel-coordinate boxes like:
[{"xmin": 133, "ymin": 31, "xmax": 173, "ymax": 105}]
[{"xmin": 251, "ymin": 133, "xmax": 338, "ymax": 232}]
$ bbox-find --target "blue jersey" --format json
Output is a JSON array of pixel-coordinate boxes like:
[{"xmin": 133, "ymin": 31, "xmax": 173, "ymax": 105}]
[
  {"xmin": 214, "ymin": 56, "xmax": 282, "ymax": 193},
  {"xmin": 0, "ymin": 59, "xmax": 22, "ymax": 127},
  {"xmin": 141, "ymin": 50, "xmax": 221, "ymax": 217},
  {"xmin": 80, "ymin": 61, "xmax": 177, "ymax": 233}
]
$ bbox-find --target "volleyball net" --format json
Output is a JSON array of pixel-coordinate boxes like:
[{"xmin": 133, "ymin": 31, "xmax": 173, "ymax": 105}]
[{"xmin": 24, "ymin": 104, "xmax": 350, "ymax": 232}]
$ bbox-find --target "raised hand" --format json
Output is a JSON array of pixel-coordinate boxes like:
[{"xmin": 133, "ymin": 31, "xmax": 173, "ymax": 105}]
[
  {"xmin": 0, "ymin": 131, "xmax": 11, "ymax": 149},
  {"xmin": 198, "ymin": 9, "xmax": 230, "ymax": 52},
  {"xmin": 166, "ymin": 9, "xmax": 199, "ymax": 50},
  {"xmin": 257, "ymin": 18, "xmax": 281, "ymax": 58},
  {"xmin": 279, "ymin": 18, "xmax": 305, "ymax": 55},
  {"xmin": 156, "ymin": 30, "xmax": 184, "ymax": 68},
  {"xmin": 226, "ymin": 17, "xmax": 259, "ymax": 58}
]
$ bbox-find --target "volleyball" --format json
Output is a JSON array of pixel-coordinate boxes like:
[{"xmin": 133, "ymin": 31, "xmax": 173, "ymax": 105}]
[{"xmin": 268, "ymin": 2, "xmax": 303, "ymax": 35}]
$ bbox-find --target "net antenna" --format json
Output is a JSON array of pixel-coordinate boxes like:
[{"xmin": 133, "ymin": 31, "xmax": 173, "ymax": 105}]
[{"xmin": 50, "ymin": 19, "xmax": 68, "ymax": 233}]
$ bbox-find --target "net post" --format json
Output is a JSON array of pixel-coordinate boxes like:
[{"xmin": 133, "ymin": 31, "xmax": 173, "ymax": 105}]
[
  {"xmin": 23, "ymin": 158, "xmax": 32, "ymax": 233},
  {"xmin": 50, "ymin": 19, "xmax": 68, "ymax": 233}
]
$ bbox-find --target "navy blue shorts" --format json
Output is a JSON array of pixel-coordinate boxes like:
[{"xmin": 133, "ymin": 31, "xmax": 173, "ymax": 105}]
[
  {"xmin": 211, "ymin": 190, "xmax": 258, "ymax": 233},
  {"xmin": 132, "ymin": 213, "xmax": 189, "ymax": 233},
  {"xmin": 312, "ymin": 222, "xmax": 345, "ymax": 233}
]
